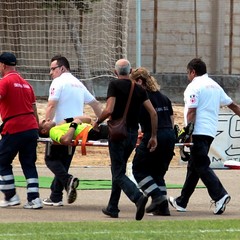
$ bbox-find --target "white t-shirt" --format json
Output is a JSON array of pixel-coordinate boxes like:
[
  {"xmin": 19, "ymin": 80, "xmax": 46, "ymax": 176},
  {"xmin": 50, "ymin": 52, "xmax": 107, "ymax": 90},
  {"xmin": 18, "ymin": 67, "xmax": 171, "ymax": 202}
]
[
  {"xmin": 184, "ymin": 74, "xmax": 232, "ymax": 138},
  {"xmin": 48, "ymin": 72, "xmax": 95, "ymax": 124}
]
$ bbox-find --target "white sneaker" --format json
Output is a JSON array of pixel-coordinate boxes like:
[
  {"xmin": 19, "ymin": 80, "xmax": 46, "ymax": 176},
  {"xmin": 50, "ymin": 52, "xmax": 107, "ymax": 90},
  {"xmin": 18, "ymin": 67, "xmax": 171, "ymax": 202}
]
[
  {"xmin": 168, "ymin": 196, "xmax": 186, "ymax": 212},
  {"xmin": 43, "ymin": 198, "xmax": 63, "ymax": 207},
  {"xmin": 0, "ymin": 194, "xmax": 20, "ymax": 208},
  {"xmin": 67, "ymin": 177, "xmax": 79, "ymax": 204},
  {"xmin": 23, "ymin": 197, "xmax": 43, "ymax": 209},
  {"xmin": 214, "ymin": 194, "xmax": 231, "ymax": 214}
]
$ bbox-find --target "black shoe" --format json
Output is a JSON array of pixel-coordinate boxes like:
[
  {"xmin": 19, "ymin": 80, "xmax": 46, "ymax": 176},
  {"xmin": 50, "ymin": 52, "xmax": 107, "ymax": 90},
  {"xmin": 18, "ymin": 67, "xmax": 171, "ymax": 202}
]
[
  {"xmin": 146, "ymin": 196, "xmax": 167, "ymax": 213},
  {"xmin": 152, "ymin": 201, "xmax": 171, "ymax": 216},
  {"xmin": 135, "ymin": 195, "xmax": 148, "ymax": 221},
  {"xmin": 152, "ymin": 208, "xmax": 170, "ymax": 216},
  {"xmin": 102, "ymin": 208, "xmax": 119, "ymax": 218}
]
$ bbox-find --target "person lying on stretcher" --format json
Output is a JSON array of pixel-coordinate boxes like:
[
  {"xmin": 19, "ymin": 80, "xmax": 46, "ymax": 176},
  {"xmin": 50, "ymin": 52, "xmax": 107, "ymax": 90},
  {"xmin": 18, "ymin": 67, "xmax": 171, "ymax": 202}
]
[{"xmin": 39, "ymin": 116, "xmax": 108, "ymax": 145}]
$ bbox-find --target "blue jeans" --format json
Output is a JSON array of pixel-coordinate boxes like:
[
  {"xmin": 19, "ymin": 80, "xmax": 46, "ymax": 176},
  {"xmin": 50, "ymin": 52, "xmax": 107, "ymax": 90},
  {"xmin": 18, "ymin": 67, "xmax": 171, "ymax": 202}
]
[
  {"xmin": 106, "ymin": 128, "xmax": 142, "ymax": 213},
  {"xmin": 176, "ymin": 135, "xmax": 228, "ymax": 208},
  {"xmin": 0, "ymin": 129, "xmax": 39, "ymax": 201}
]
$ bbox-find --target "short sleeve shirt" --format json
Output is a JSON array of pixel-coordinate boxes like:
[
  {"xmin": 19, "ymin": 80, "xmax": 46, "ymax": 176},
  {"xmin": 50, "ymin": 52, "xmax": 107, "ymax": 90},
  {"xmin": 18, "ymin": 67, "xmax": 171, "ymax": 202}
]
[
  {"xmin": 49, "ymin": 123, "xmax": 93, "ymax": 143},
  {"xmin": 184, "ymin": 74, "xmax": 232, "ymax": 137},
  {"xmin": 140, "ymin": 91, "xmax": 173, "ymax": 133},
  {"xmin": 0, "ymin": 71, "xmax": 38, "ymax": 134},
  {"xmin": 107, "ymin": 79, "xmax": 148, "ymax": 129},
  {"xmin": 48, "ymin": 72, "xmax": 95, "ymax": 124}
]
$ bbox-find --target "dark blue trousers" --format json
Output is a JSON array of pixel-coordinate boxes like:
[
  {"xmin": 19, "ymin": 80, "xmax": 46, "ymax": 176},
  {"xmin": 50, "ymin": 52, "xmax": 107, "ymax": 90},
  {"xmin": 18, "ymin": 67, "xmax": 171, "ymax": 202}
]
[
  {"xmin": 106, "ymin": 128, "xmax": 142, "ymax": 213},
  {"xmin": 132, "ymin": 129, "xmax": 175, "ymax": 199},
  {"xmin": 0, "ymin": 129, "xmax": 39, "ymax": 201},
  {"xmin": 45, "ymin": 144, "xmax": 76, "ymax": 202},
  {"xmin": 176, "ymin": 135, "xmax": 228, "ymax": 208}
]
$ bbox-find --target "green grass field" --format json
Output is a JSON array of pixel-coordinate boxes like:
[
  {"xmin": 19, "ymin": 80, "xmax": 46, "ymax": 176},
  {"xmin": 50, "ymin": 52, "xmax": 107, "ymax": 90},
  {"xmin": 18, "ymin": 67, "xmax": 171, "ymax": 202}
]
[{"xmin": 0, "ymin": 219, "xmax": 240, "ymax": 240}]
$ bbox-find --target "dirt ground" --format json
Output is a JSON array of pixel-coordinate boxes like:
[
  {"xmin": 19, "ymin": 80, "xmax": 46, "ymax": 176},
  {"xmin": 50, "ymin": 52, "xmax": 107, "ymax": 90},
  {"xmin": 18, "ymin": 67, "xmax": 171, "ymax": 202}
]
[
  {"xmin": 3, "ymin": 100, "xmax": 240, "ymax": 222},
  {"xmin": 1, "ymin": 165, "xmax": 240, "ymax": 222}
]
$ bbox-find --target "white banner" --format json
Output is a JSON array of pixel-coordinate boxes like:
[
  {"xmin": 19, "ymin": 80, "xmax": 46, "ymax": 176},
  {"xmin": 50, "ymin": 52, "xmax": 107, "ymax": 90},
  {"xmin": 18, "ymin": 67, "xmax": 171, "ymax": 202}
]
[{"xmin": 209, "ymin": 108, "xmax": 240, "ymax": 168}]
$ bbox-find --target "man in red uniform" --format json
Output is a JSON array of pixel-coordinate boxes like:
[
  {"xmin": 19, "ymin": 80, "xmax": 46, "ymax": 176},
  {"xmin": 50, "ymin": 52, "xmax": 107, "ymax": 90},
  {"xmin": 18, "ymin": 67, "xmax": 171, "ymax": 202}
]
[{"xmin": 0, "ymin": 52, "xmax": 42, "ymax": 209}]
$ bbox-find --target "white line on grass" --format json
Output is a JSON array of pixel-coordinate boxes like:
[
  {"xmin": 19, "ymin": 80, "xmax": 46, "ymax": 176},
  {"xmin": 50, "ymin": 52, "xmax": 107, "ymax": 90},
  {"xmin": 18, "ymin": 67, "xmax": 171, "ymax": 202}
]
[{"xmin": 1, "ymin": 228, "xmax": 240, "ymax": 237}]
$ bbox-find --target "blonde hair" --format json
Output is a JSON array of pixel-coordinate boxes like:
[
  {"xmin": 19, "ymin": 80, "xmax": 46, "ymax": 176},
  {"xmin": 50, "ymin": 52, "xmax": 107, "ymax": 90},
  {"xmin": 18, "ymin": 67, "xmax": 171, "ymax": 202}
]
[{"xmin": 130, "ymin": 67, "xmax": 160, "ymax": 92}]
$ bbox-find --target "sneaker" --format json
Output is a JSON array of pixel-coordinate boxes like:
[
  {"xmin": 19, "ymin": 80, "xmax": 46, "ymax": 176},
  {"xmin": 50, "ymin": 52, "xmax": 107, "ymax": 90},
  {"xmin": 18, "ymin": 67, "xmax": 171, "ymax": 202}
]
[
  {"xmin": 168, "ymin": 196, "xmax": 186, "ymax": 212},
  {"xmin": 213, "ymin": 194, "xmax": 231, "ymax": 215},
  {"xmin": 0, "ymin": 194, "xmax": 20, "ymax": 208},
  {"xmin": 67, "ymin": 176, "xmax": 79, "ymax": 204},
  {"xmin": 43, "ymin": 198, "xmax": 63, "ymax": 207},
  {"xmin": 23, "ymin": 197, "xmax": 43, "ymax": 209},
  {"xmin": 102, "ymin": 208, "xmax": 119, "ymax": 218},
  {"xmin": 135, "ymin": 195, "xmax": 148, "ymax": 221}
]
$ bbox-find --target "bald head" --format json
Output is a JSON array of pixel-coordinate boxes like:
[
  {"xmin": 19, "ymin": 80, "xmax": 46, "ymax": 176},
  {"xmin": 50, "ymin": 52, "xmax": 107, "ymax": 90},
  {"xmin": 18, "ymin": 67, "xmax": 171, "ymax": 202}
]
[{"xmin": 115, "ymin": 59, "xmax": 131, "ymax": 77}]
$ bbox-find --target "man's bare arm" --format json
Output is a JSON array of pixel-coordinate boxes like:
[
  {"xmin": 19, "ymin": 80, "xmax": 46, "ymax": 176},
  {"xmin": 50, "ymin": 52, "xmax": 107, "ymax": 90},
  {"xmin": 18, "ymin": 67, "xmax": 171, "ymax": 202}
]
[
  {"xmin": 227, "ymin": 102, "xmax": 240, "ymax": 116},
  {"xmin": 58, "ymin": 115, "xmax": 92, "ymax": 125},
  {"xmin": 92, "ymin": 97, "xmax": 115, "ymax": 130},
  {"xmin": 187, "ymin": 107, "xmax": 196, "ymax": 124},
  {"xmin": 170, "ymin": 115, "xmax": 174, "ymax": 128},
  {"xmin": 32, "ymin": 103, "xmax": 39, "ymax": 125},
  {"xmin": 88, "ymin": 100, "xmax": 102, "ymax": 118},
  {"xmin": 60, "ymin": 118, "xmax": 82, "ymax": 145},
  {"xmin": 45, "ymin": 100, "xmax": 58, "ymax": 120}
]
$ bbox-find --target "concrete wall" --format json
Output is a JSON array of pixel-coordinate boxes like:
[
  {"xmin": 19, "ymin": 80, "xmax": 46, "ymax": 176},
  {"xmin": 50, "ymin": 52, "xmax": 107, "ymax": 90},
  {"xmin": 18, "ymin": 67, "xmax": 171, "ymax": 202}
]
[
  {"xmin": 127, "ymin": 0, "xmax": 240, "ymax": 75},
  {"xmin": 31, "ymin": 74, "xmax": 240, "ymax": 104},
  {"xmin": 154, "ymin": 74, "xmax": 240, "ymax": 104}
]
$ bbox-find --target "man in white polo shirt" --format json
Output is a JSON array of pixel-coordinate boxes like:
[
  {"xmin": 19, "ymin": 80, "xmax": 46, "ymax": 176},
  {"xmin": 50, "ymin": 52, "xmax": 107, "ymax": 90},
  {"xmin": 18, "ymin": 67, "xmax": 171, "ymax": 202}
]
[
  {"xmin": 169, "ymin": 58, "xmax": 240, "ymax": 215},
  {"xmin": 43, "ymin": 55, "xmax": 102, "ymax": 207}
]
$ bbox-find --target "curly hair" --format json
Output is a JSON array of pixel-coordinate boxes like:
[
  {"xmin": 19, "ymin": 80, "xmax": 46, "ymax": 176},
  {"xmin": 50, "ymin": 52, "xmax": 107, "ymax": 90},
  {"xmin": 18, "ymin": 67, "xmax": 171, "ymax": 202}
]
[{"xmin": 130, "ymin": 67, "xmax": 160, "ymax": 92}]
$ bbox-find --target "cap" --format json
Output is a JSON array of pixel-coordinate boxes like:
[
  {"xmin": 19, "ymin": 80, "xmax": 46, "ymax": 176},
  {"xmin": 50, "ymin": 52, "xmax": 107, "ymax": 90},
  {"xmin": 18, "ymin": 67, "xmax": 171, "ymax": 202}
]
[{"xmin": 0, "ymin": 52, "xmax": 17, "ymax": 66}]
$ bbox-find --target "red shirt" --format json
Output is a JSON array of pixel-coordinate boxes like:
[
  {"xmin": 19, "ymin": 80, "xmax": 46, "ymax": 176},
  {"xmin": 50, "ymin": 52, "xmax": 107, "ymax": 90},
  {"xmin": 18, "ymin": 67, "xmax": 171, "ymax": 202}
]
[{"xmin": 0, "ymin": 71, "xmax": 38, "ymax": 134}]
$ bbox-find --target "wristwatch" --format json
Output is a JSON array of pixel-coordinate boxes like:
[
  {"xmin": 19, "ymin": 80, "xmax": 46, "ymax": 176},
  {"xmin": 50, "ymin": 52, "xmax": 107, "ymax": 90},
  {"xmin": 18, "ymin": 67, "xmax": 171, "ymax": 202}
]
[{"xmin": 69, "ymin": 122, "xmax": 78, "ymax": 130}]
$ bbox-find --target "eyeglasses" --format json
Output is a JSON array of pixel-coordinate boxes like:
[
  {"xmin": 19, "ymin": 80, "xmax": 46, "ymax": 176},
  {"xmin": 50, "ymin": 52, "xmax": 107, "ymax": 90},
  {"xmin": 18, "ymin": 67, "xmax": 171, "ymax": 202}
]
[{"xmin": 50, "ymin": 65, "xmax": 61, "ymax": 71}]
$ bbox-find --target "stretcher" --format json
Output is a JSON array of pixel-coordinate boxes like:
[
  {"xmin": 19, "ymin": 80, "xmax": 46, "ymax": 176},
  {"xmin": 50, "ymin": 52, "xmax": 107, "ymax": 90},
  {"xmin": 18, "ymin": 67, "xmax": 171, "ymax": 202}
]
[{"xmin": 37, "ymin": 137, "xmax": 193, "ymax": 156}]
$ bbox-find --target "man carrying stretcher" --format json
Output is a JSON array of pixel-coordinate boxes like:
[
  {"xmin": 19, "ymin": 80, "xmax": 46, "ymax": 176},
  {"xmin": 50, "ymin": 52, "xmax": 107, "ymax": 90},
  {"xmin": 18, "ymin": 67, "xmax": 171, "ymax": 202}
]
[{"xmin": 39, "ymin": 116, "xmax": 108, "ymax": 206}]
